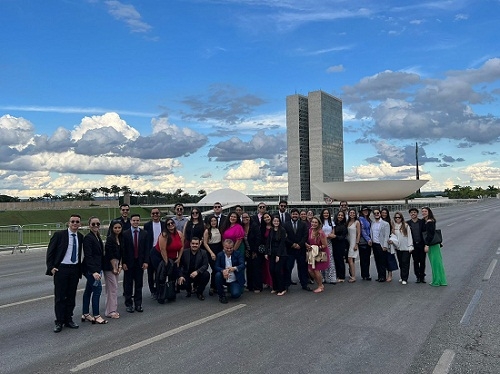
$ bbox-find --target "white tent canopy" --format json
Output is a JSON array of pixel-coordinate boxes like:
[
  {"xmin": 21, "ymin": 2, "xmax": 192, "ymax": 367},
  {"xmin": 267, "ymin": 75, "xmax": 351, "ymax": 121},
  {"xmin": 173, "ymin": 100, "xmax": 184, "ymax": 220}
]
[{"xmin": 198, "ymin": 188, "xmax": 254, "ymax": 205}]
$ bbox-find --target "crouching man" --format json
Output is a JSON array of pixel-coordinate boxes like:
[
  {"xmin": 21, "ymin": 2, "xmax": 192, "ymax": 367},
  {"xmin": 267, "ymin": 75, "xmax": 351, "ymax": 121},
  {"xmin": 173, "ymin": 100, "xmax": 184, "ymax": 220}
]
[{"xmin": 215, "ymin": 239, "xmax": 245, "ymax": 304}]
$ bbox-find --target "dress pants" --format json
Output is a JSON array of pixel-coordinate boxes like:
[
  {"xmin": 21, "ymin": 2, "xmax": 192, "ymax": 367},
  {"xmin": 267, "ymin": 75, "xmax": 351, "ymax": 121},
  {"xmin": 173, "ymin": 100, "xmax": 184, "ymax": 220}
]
[
  {"xmin": 123, "ymin": 263, "xmax": 144, "ymax": 308},
  {"xmin": 147, "ymin": 247, "xmax": 156, "ymax": 295},
  {"xmin": 53, "ymin": 264, "xmax": 80, "ymax": 323},
  {"xmin": 247, "ymin": 253, "xmax": 263, "ymax": 291},
  {"xmin": 207, "ymin": 244, "xmax": 223, "ymax": 290},
  {"xmin": 411, "ymin": 242, "xmax": 426, "ymax": 280},
  {"xmin": 180, "ymin": 271, "xmax": 210, "ymax": 295},
  {"xmin": 269, "ymin": 255, "xmax": 286, "ymax": 292},
  {"xmin": 215, "ymin": 272, "xmax": 242, "ymax": 298},
  {"xmin": 372, "ymin": 243, "xmax": 387, "ymax": 280},
  {"xmin": 396, "ymin": 250, "xmax": 411, "ymax": 282},
  {"xmin": 331, "ymin": 242, "xmax": 346, "ymax": 280},
  {"xmin": 104, "ymin": 270, "xmax": 119, "ymax": 316},
  {"xmin": 286, "ymin": 248, "xmax": 308, "ymax": 288},
  {"xmin": 358, "ymin": 244, "xmax": 372, "ymax": 279}
]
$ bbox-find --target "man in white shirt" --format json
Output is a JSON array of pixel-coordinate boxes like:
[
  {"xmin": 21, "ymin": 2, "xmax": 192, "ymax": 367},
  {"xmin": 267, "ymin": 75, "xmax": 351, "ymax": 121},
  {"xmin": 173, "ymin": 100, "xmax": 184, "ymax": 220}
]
[{"xmin": 370, "ymin": 209, "xmax": 390, "ymax": 282}]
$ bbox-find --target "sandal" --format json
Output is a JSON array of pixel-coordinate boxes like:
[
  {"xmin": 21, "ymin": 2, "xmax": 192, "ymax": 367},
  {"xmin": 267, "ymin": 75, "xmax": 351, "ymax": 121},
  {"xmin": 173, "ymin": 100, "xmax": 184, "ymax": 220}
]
[
  {"xmin": 348, "ymin": 277, "xmax": 356, "ymax": 283},
  {"xmin": 81, "ymin": 314, "xmax": 94, "ymax": 323},
  {"xmin": 337, "ymin": 279, "xmax": 345, "ymax": 283},
  {"xmin": 106, "ymin": 312, "xmax": 120, "ymax": 319},
  {"xmin": 313, "ymin": 286, "xmax": 324, "ymax": 293},
  {"xmin": 277, "ymin": 290, "xmax": 287, "ymax": 296},
  {"xmin": 93, "ymin": 315, "xmax": 108, "ymax": 325}
]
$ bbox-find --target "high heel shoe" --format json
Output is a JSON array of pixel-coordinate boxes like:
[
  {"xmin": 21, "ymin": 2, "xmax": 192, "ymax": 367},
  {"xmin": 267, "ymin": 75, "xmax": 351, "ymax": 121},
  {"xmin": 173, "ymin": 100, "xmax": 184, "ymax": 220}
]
[
  {"xmin": 81, "ymin": 314, "xmax": 94, "ymax": 323},
  {"xmin": 93, "ymin": 315, "xmax": 108, "ymax": 325},
  {"xmin": 277, "ymin": 290, "xmax": 287, "ymax": 296}
]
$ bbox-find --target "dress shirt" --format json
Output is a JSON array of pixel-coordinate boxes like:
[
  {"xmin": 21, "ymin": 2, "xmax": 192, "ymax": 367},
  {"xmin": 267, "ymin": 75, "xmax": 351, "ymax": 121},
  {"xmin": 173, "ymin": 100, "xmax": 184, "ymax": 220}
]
[{"xmin": 61, "ymin": 229, "xmax": 79, "ymax": 264}]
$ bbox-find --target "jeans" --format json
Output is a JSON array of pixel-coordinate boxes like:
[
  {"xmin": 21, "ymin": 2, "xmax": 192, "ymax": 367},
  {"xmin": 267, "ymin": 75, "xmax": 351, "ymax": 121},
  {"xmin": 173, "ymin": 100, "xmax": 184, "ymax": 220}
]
[
  {"xmin": 215, "ymin": 272, "xmax": 242, "ymax": 298},
  {"xmin": 82, "ymin": 272, "xmax": 102, "ymax": 316}
]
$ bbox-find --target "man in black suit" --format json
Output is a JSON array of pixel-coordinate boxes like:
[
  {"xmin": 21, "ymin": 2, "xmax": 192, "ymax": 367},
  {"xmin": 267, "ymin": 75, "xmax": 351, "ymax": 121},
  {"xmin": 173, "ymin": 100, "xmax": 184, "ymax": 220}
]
[
  {"xmin": 107, "ymin": 203, "xmax": 131, "ymax": 236},
  {"xmin": 177, "ymin": 237, "xmax": 210, "ymax": 300},
  {"xmin": 204, "ymin": 202, "xmax": 226, "ymax": 228},
  {"xmin": 144, "ymin": 208, "xmax": 165, "ymax": 299},
  {"xmin": 407, "ymin": 208, "xmax": 427, "ymax": 283},
  {"xmin": 284, "ymin": 209, "xmax": 310, "ymax": 291},
  {"xmin": 46, "ymin": 214, "xmax": 84, "ymax": 332},
  {"xmin": 278, "ymin": 200, "xmax": 291, "ymax": 224},
  {"xmin": 122, "ymin": 214, "xmax": 149, "ymax": 312},
  {"xmin": 251, "ymin": 202, "xmax": 267, "ymax": 226}
]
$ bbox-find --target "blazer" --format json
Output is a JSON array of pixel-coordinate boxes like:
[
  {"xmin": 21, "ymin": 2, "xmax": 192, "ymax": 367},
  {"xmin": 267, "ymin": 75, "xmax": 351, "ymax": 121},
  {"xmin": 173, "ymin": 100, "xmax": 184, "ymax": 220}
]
[
  {"xmin": 267, "ymin": 227, "xmax": 287, "ymax": 257},
  {"xmin": 277, "ymin": 211, "xmax": 291, "ymax": 224},
  {"xmin": 122, "ymin": 228, "xmax": 149, "ymax": 268},
  {"xmin": 371, "ymin": 219, "xmax": 390, "ymax": 249},
  {"xmin": 178, "ymin": 248, "xmax": 209, "ymax": 278},
  {"xmin": 284, "ymin": 219, "xmax": 308, "ymax": 250},
  {"xmin": 406, "ymin": 218, "xmax": 425, "ymax": 245},
  {"xmin": 245, "ymin": 222, "xmax": 261, "ymax": 253},
  {"xmin": 144, "ymin": 220, "xmax": 166, "ymax": 250},
  {"xmin": 103, "ymin": 234, "xmax": 122, "ymax": 272},
  {"xmin": 82, "ymin": 232, "xmax": 104, "ymax": 274},
  {"xmin": 204, "ymin": 214, "xmax": 227, "ymax": 228},
  {"xmin": 214, "ymin": 250, "xmax": 245, "ymax": 287},
  {"xmin": 45, "ymin": 229, "xmax": 84, "ymax": 276}
]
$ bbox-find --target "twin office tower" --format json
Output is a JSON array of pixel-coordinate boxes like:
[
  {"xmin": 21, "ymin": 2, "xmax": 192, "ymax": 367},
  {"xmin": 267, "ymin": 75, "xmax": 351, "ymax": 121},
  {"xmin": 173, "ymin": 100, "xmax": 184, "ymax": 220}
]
[{"xmin": 286, "ymin": 90, "xmax": 344, "ymax": 202}]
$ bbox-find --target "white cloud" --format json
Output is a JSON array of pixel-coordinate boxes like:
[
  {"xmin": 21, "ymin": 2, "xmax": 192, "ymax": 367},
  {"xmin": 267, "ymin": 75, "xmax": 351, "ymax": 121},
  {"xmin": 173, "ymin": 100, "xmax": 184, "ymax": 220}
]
[
  {"xmin": 225, "ymin": 160, "xmax": 267, "ymax": 180},
  {"xmin": 72, "ymin": 112, "xmax": 139, "ymax": 141},
  {"xmin": 326, "ymin": 64, "xmax": 345, "ymax": 73},
  {"xmin": 105, "ymin": 0, "xmax": 152, "ymax": 33},
  {"xmin": 454, "ymin": 13, "xmax": 469, "ymax": 21},
  {"xmin": 461, "ymin": 161, "xmax": 500, "ymax": 182},
  {"xmin": 0, "ymin": 115, "xmax": 34, "ymax": 147}
]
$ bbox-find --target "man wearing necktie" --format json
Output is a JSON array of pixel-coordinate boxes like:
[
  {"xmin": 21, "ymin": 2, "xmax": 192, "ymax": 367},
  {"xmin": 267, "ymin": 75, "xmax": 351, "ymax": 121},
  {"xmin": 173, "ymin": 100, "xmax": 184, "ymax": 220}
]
[
  {"xmin": 278, "ymin": 200, "xmax": 291, "ymax": 224},
  {"xmin": 46, "ymin": 214, "xmax": 84, "ymax": 333},
  {"xmin": 122, "ymin": 214, "xmax": 149, "ymax": 313},
  {"xmin": 284, "ymin": 209, "xmax": 310, "ymax": 291}
]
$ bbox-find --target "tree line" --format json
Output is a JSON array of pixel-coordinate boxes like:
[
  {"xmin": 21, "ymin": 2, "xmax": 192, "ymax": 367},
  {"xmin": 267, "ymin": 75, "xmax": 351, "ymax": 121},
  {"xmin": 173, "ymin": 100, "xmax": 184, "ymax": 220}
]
[{"xmin": 0, "ymin": 186, "xmax": 207, "ymax": 205}]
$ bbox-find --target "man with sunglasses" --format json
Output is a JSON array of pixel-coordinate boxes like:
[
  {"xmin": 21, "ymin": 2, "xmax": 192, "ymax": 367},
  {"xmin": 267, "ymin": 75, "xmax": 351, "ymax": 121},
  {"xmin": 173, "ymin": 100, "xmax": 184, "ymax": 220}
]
[
  {"xmin": 204, "ymin": 202, "xmax": 226, "ymax": 228},
  {"xmin": 107, "ymin": 203, "xmax": 131, "ymax": 236},
  {"xmin": 370, "ymin": 209, "xmax": 390, "ymax": 282},
  {"xmin": 46, "ymin": 214, "xmax": 84, "ymax": 333},
  {"xmin": 407, "ymin": 208, "xmax": 426, "ymax": 283},
  {"xmin": 251, "ymin": 202, "xmax": 267, "ymax": 225},
  {"xmin": 172, "ymin": 203, "xmax": 188, "ymax": 232},
  {"xmin": 277, "ymin": 200, "xmax": 291, "ymax": 224},
  {"xmin": 144, "ymin": 208, "xmax": 165, "ymax": 299}
]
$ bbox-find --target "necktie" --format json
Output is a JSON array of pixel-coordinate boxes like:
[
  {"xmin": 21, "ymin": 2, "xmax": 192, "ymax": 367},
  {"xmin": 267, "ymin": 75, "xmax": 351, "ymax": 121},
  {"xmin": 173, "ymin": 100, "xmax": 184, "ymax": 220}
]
[
  {"xmin": 282, "ymin": 213, "xmax": 285, "ymax": 223},
  {"xmin": 293, "ymin": 221, "xmax": 297, "ymax": 233},
  {"xmin": 134, "ymin": 229, "xmax": 139, "ymax": 258},
  {"xmin": 71, "ymin": 233, "xmax": 77, "ymax": 263}
]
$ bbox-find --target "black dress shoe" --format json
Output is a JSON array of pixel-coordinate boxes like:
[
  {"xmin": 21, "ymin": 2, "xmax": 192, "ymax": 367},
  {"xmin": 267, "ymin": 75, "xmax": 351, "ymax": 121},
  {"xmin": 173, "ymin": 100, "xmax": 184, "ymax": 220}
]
[
  {"xmin": 185, "ymin": 292, "xmax": 191, "ymax": 298},
  {"xmin": 302, "ymin": 286, "xmax": 313, "ymax": 291},
  {"xmin": 64, "ymin": 321, "xmax": 79, "ymax": 329},
  {"xmin": 209, "ymin": 288, "xmax": 214, "ymax": 296},
  {"xmin": 135, "ymin": 306, "xmax": 144, "ymax": 312},
  {"xmin": 291, "ymin": 281, "xmax": 298, "ymax": 285},
  {"xmin": 197, "ymin": 293, "xmax": 205, "ymax": 301},
  {"xmin": 126, "ymin": 306, "xmax": 134, "ymax": 313},
  {"xmin": 54, "ymin": 323, "xmax": 63, "ymax": 333},
  {"xmin": 219, "ymin": 296, "xmax": 228, "ymax": 304},
  {"xmin": 416, "ymin": 278, "xmax": 421, "ymax": 283},
  {"xmin": 420, "ymin": 278, "xmax": 426, "ymax": 284}
]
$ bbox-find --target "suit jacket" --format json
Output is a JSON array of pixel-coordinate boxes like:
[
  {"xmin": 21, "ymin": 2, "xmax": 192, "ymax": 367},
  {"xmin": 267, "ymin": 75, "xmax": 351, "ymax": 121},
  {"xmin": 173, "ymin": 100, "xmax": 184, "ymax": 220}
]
[
  {"xmin": 82, "ymin": 232, "xmax": 104, "ymax": 274},
  {"xmin": 204, "ymin": 213, "xmax": 227, "ymax": 228},
  {"xmin": 178, "ymin": 248, "xmax": 208, "ymax": 278},
  {"xmin": 122, "ymin": 228, "xmax": 149, "ymax": 268},
  {"xmin": 144, "ymin": 220, "xmax": 166, "ymax": 250},
  {"xmin": 277, "ymin": 211, "xmax": 291, "ymax": 224},
  {"xmin": 406, "ymin": 218, "xmax": 425, "ymax": 245},
  {"xmin": 46, "ymin": 229, "xmax": 84, "ymax": 276},
  {"xmin": 214, "ymin": 250, "xmax": 245, "ymax": 287},
  {"xmin": 371, "ymin": 220, "xmax": 390, "ymax": 249},
  {"xmin": 284, "ymin": 219, "xmax": 308, "ymax": 250}
]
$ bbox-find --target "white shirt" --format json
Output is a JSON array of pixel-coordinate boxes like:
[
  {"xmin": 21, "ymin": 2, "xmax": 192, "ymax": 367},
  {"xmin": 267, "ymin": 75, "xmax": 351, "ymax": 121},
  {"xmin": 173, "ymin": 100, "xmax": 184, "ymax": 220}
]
[
  {"xmin": 61, "ymin": 229, "xmax": 78, "ymax": 264},
  {"xmin": 152, "ymin": 221, "xmax": 162, "ymax": 247},
  {"xmin": 225, "ymin": 255, "xmax": 236, "ymax": 283}
]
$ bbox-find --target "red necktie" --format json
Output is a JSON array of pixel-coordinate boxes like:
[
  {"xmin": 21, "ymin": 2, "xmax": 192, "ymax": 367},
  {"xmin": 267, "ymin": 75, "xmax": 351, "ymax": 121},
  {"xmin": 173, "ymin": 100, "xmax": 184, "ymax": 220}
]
[{"xmin": 134, "ymin": 229, "xmax": 139, "ymax": 258}]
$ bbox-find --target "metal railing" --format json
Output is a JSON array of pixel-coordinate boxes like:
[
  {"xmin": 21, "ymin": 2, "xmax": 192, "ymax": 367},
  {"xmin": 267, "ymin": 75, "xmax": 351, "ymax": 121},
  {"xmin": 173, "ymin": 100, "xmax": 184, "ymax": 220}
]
[{"xmin": 0, "ymin": 225, "xmax": 24, "ymax": 253}]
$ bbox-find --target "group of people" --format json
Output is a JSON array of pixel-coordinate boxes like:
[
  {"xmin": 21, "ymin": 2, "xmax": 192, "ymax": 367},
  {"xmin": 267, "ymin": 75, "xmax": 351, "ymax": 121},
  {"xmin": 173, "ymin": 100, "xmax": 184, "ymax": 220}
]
[{"xmin": 45, "ymin": 201, "xmax": 447, "ymax": 333}]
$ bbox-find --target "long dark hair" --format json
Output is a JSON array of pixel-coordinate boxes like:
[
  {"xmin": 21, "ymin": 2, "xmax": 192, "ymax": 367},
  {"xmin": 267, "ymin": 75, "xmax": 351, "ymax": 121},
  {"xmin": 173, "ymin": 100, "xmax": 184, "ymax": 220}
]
[
  {"xmin": 163, "ymin": 218, "xmax": 177, "ymax": 247},
  {"xmin": 107, "ymin": 221, "xmax": 123, "ymax": 244},
  {"xmin": 219, "ymin": 212, "xmax": 241, "ymax": 235},
  {"xmin": 381, "ymin": 207, "xmax": 392, "ymax": 231},
  {"xmin": 270, "ymin": 214, "xmax": 283, "ymax": 241},
  {"xmin": 334, "ymin": 211, "xmax": 346, "ymax": 226},
  {"xmin": 206, "ymin": 216, "xmax": 219, "ymax": 241},
  {"xmin": 422, "ymin": 206, "xmax": 436, "ymax": 223},
  {"xmin": 321, "ymin": 208, "xmax": 333, "ymax": 227}
]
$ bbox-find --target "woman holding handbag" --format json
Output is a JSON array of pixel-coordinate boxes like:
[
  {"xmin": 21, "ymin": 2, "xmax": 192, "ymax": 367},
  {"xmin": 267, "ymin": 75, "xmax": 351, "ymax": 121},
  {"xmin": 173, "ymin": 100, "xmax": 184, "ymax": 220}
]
[
  {"xmin": 422, "ymin": 207, "xmax": 447, "ymax": 286},
  {"xmin": 305, "ymin": 217, "xmax": 329, "ymax": 293}
]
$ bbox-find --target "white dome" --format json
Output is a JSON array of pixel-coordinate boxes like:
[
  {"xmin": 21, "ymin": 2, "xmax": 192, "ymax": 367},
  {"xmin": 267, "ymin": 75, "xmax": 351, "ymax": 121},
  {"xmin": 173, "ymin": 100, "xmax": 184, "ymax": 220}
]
[{"xmin": 198, "ymin": 188, "xmax": 253, "ymax": 205}]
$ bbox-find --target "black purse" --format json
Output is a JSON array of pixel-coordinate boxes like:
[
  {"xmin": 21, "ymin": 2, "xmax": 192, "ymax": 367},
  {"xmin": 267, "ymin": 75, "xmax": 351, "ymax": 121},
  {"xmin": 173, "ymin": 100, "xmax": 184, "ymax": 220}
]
[
  {"xmin": 423, "ymin": 229, "xmax": 443, "ymax": 246},
  {"xmin": 258, "ymin": 244, "xmax": 269, "ymax": 255}
]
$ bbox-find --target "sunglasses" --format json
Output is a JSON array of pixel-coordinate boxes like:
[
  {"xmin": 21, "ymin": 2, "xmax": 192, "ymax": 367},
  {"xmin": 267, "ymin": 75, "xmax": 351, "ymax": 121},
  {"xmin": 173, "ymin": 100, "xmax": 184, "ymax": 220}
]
[
  {"xmin": 258, "ymin": 206, "xmax": 266, "ymax": 209},
  {"xmin": 121, "ymin": 208, "xmax": 130, "ymax": 211},
  {"xmin": 279, "ymin": 205, "xmax": 286, "ymax": 207},
  {"xmin": 91, "ymin": 222, "xmax": 101, "ymax": 227},
  {"xmin": 394, "ymin": 216, "xmax": 402, "ymax": 219},
  {"xmin": 214, "ymin": 206, "xmax": 222, "ymax": 209},
  {"xmin": 152, "ymin": 212, "xmax": 160, "ymax": 215},
  {"xmin": 192, "ymin": 211, "xmax": 200, "ymax": 214},
  {"xmin": 70, "ymin": 220, "xmax": 80, "ymax": 224},
  {"xmin": 176, "ymin": 208, "xmax": 183, "ymax": 211},
  {"xmin": 167, "ymin": 222, "xmax": 175, "ymax": 226},
  {"xmin": 373, "ymin": 212, "xmax": 380, "ymax": 215}
]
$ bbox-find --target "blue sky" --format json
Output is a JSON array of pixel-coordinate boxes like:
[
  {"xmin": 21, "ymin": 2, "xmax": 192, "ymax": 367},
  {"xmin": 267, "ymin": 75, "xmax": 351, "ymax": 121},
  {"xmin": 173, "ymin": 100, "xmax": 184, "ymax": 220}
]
[{"xmin": 1, "ymin": 0, "xmax": 500, "ymax": 199}]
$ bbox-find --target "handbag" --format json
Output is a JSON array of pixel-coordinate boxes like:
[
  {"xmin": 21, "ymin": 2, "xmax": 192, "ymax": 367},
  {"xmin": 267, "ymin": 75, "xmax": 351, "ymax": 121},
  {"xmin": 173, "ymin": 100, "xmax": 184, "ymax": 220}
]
[
  {"xmin": 315, "ymin": 249, "xmax": 328, "ymax": 263},
  {"xmin": 257, "ymin": 244, "xmax": 269, "ymax": 255},
  {"xmin": 423, "ymin": 229, "xmax": 443, "ymax": 246}
]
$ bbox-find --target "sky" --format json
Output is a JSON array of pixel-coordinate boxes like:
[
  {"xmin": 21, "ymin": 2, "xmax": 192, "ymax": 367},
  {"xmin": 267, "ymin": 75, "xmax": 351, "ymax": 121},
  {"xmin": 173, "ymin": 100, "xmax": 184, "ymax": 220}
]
[{"xmin": 1, "ymin": 0, "xmax": 500, "ymax": 199}]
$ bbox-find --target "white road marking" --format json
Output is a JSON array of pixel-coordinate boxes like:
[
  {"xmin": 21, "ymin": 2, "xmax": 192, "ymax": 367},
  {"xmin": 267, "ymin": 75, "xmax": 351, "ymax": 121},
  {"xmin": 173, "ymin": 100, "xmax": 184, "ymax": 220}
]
[
  {"xmin": 483, "ymin": 259, "xmax": 497, "ymax": 281},
  {"xmin": 0, "ymin": 270, "xmax": 31, "ymax": 278},
  {"xmin": 460, "ymin": 289, "xmax": 482, "ymax": 325},
  {"xmin": 432, "ymin": 349, "xmax": 455, "ymax": 374},
  {"xmin": 70, "ymin": 304, "xmax": 247, "ymax": 372}
]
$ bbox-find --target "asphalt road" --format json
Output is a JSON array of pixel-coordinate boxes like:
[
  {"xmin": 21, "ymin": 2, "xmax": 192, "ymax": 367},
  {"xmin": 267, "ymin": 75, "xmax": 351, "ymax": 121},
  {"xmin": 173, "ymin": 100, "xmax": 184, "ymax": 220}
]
[{"xmin": 1, "ymin": 199, "xmax": 499, "ymax": 374}]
